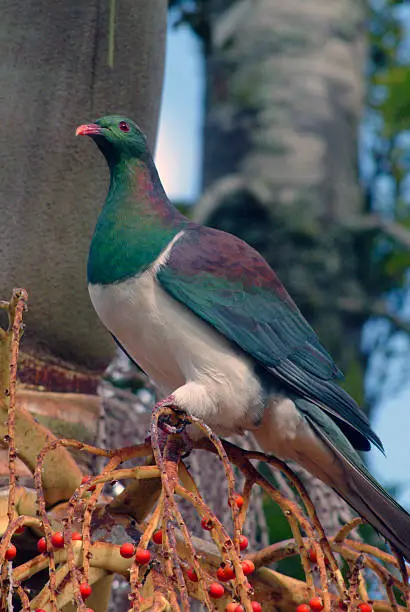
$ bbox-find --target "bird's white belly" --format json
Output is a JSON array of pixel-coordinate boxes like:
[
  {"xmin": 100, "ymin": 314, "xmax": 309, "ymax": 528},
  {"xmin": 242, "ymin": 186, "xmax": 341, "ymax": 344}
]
[{"xmin": 88, "ymin": 269, "xmax": 264, "ymax": 435}]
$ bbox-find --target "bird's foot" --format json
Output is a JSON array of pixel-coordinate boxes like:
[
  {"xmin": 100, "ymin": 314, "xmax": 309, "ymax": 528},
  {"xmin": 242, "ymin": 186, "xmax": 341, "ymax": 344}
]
[
  {"xmin": 148, "ymin": 395, "xmax": 193, "ymax": 457},
  {"xmin": 154, "ymin": 395, "xmax": 189, "ymax": 434},
  {"xmin": 146, "ymin": 428, "xmax": 193, "ymax": 458},
  {"xmin": 158, "ymin": 413, "xmax": 191, "ymax": 435}
]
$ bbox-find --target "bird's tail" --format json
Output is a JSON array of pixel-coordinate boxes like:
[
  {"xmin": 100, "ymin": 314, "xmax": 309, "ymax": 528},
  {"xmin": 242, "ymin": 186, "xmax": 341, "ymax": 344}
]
[{"xmin": 298, "ymin": 401, "xmax": 410, "ymax": 560}]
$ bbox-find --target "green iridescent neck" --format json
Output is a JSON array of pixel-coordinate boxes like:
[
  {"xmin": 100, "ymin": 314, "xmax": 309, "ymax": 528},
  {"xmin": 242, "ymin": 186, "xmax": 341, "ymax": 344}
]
[{"xmin": 87, "ymin": 157, "xmax": 186, "ymax": 285}]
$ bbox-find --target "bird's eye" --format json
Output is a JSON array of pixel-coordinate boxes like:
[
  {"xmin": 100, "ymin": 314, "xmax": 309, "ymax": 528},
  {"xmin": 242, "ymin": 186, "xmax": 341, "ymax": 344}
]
[{"xmin": 119, "ymin": 121, "xmax": 130, "ymax": 133}]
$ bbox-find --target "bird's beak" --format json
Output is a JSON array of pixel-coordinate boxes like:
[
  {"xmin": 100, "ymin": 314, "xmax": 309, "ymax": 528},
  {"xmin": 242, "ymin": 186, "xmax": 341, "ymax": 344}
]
[{"xmin": 75, "ymin": 123, "xmax": 102, "ymax": 137}]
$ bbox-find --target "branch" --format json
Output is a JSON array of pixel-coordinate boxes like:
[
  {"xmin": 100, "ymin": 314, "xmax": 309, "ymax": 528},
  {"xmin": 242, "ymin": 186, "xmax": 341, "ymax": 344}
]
[
  {"xmin": 338, "ymin": 296, "xmax": 410, "ymax": 336},
  {"xmin": 344, "ymin": 213, "xmax": 410, "ymax": 251}
]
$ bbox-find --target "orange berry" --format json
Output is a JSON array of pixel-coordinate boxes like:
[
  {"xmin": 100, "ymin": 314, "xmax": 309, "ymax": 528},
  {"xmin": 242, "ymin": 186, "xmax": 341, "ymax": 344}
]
[
  {"xmin": 5, "ymin": 544, "xmax": 16, "ymax": 561},
  {"xmin": 71, "ymin": 532, "xmax": 82, "ymax": 541},
  {"xmin": 309, "ymin": 597, "xmax": 324, "ymax": 611},
  {"xmin": 134, "ymin": 548, "xmax": 151, "ymax": 565},
  {"xmin": 152, "ymin": 530, "xmax": 163, "ymax": 544},
  {"xmin": 225, "ymin": 604, "xmax": 238, "ymax": 612},
  {"xmin": 234, "ymin": 494, "xmax": 244, "ymax": 508},
  {"xmin": 239, "ymin": 535, "xmax": 248, "ymax": 551},
  {"xmin": 119, "ymin": 543, "xmax": 135, "ymax": 558},
  {"xmin": 296, "ymin": 605, "xmax": 310, "ymax": 612},
  {"xmin": 242, "ymin": 559, "xmax": 255, "ymax": 575},
  {"xmin": 208, "ymin": 582, "xmax": 224, "ymax": 598},
  {"xmin": 51, "ymin": 532, "xmax": 64, "ymax": 549},
  {"xmin": 79, "ymin": 582, "xmax": 92, "ymax": 599},
  {"xmin": 217, "ymin": 564, "xmax": 235, "ymax": 581},
  {"xmin": 187, "ymin": 567, "xmax": 198, "ymax": 582},
  {"xmin": 37, "ymin": 537, "xmax": 47, "ymax": 554},
  {"xmin": 229, "ymin": 493, "xmax": 244, "ymax": 508}
]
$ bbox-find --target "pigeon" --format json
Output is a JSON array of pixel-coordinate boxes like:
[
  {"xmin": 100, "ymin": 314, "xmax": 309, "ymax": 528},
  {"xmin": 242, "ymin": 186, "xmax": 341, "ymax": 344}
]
[{"xmin": 77, "ymin": 115, "xmax": 410, "ymax": 559}]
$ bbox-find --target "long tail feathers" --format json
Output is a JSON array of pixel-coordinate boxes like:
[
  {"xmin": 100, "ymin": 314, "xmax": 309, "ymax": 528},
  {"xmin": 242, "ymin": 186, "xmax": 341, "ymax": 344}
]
[{"xmin": 306, "ymin": 413, "xmax": 410, "ymax": 560}]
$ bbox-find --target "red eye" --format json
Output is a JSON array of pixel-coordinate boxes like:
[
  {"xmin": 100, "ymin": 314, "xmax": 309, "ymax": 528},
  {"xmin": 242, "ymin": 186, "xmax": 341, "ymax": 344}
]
[{"xmin": 119, "ymin": 121, "xmax": 130, "ymax": 132}]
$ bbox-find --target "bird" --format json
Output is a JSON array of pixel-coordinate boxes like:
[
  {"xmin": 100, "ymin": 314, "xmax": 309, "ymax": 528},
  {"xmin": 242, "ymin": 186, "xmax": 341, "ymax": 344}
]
[{"xmin": 77, "ymin": 114, "xmax": 410, "ymax": 560}]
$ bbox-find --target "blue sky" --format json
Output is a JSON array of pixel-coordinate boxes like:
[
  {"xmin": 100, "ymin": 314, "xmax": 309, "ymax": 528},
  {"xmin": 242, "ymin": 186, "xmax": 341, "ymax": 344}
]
[
  {"xmin": 155, "ymin": 18, "xmax": 203, "ymax": 201},
  {"xmin": 156, "ymin": 18, "xmax": 410, "ymax": 508}
]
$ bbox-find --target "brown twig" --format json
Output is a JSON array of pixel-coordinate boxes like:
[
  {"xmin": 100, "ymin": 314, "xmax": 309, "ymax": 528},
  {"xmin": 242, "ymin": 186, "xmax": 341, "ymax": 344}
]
[{"xmin": 6, "ymin": 289, "xmax": 27, "ymax": 529}]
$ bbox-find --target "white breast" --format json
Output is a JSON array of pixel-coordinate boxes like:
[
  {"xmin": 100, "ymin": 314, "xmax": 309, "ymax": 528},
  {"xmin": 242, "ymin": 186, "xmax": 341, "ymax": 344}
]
[{"xmin": 88, "ymin": 258, "xmax": 264, "ymax": 435}]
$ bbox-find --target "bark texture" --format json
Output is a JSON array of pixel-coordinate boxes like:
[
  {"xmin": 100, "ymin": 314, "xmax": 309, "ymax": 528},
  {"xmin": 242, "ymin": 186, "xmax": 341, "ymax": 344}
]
[{"xmin": 0, "ymin": 0, "xmax": 167, "ymax": 370}]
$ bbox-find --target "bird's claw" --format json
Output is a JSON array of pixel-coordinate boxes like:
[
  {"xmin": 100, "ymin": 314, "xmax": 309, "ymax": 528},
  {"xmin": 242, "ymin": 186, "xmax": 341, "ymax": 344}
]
[{"xmin": 158, "ymin": 413, "xmax": 190, "ymax": 434}]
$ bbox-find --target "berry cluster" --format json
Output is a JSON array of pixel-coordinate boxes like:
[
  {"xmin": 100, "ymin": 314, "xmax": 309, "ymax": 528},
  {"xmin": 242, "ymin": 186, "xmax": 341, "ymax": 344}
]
[{"xmin": 296, "ymin": 600, "xmax": 373, "ymax": 612}]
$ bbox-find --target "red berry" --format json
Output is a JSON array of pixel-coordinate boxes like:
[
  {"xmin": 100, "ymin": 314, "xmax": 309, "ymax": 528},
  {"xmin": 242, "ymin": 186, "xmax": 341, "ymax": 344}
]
[
  {"xmin": 135, "ymin": 548, "xmax": 151, "ymax": 565},
  {"xmin": 234, "ymin": 494, "xmax": 244, "ymax": 508},
  {"xmin": 296, "ymin": 606, "xmax": 310, "ymax": 612},
  {"xmin": 309, "ymin": 597, "xmax": 324, "ymax": 611},
  {"xmin": 358, "ymin": 605, "xmax": 372, "ymax": 612},
  {"xmin": 187, "ymin": 567, "xmax": 198, "ymax": 582},
  {"xmin": 84, "ymin": 609, "xmax": 95, "ymax": 612},
  {"xmin": 37, "ymin": 537, "xmax": 47, "ymax": 554},
  {"xmin": 35, "ymin": 609, "xmax": 47, "ymax": 612},
  {"xmin": 119, "ymin": 542, "xmax": 135, "ymax": 558},
  {"xmin": 225, "ymin": 604, "xmax": 238, "ymax": 612},
  {"xmin": 81, "ymin": 475, "xmax": 96, "ymax": 492},
  {"xmin": 15, "ymin": 525, "xmax": 25, "ymax": 535},
  {"xmin": 239, "ymin": 535, "xmax": 248, "ymax": 551},
  {"xmin": 201, "ymin": 516, "xmax": 213, "ymax": 531},
  {"xmin": 242, "ymin": 559, "xmax": 255, "ymax": 576},
  {"xmin": 51, "ymin": 532, "xmax": 64, "ymax": 549},
  {"xmin": 308, "ymin": 548, "xmax": 329, "ymax": 566},
  {"xmin": 229, "ymin": 493, "xmax": 244, "ymax": 509},
  {"xmin": 71, "ymin": 532, "xmax": 82, "ymax": 541},
  {"xmin": 234, "ymin": 606, "xmax": 244, "ymax": 612},
  {"xmin": 152, "ymin": 530, "xmax": 163, "ymax": 544},
  {"xmin": 208, "ymin": 582, "xmax": 225, "ymax": 598},
  {"xmin": 5, "ymin": 544, "xmax": 16, "ymax": 561},
  {"xmin": 80, "ymin": 582, "xmax": 92, "ymax": 599},
  {"xmin": 217, "ymin": 564, "xmax": 235, "ymax": 581},
  {"xmin": 251, "ymin": 603, "xmax": 262, "ymax": 612}
]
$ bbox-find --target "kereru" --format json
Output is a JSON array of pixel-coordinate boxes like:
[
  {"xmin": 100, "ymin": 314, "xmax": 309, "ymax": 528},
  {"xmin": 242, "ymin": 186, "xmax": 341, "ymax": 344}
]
[{"xmin": 77, "ymin": 115, "xmax": 410, "ymax": 559}]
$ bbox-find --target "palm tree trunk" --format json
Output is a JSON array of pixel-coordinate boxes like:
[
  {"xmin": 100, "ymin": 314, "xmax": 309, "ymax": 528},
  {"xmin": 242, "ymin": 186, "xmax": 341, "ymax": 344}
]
[{"xmin": 0, "ymin": 0, "xmax": 167, "ymax": 371}]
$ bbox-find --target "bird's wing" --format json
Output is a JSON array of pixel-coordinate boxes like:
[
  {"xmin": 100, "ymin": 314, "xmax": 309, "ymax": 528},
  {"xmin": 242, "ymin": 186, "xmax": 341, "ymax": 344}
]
[{"xmin": 156, "ymin": 225, "xmax": 380, "ymax": 451}]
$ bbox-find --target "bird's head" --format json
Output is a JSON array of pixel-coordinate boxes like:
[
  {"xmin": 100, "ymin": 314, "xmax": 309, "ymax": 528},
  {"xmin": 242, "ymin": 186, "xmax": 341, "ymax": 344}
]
[{"xmin": 76, "ymin": 115, "xmax": 149, "ymax": 165}]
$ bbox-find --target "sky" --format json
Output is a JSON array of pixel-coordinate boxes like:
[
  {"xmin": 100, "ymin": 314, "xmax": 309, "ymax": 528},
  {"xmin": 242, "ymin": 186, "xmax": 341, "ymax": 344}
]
[
  {"xmin": 156, "ymin": 16, "xmax": 410, "ymax": 509},
  {"xmin": 155, "ymin": 17, "xmax": 203, "ymax": 202}
]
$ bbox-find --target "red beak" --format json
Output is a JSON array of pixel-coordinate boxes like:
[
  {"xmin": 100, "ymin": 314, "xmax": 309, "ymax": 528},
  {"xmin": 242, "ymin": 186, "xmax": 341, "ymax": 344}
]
[{"xmin": 75, "ymin": 123, "xmax": 102, "ymax": 136}]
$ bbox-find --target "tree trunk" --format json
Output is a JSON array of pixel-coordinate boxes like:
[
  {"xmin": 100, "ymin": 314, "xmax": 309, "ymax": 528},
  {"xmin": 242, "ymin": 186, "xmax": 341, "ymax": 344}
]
[
  {"xmin": 0, "ymin": 0, "xmax": 167, "ymax": 371},
  {"xmin": 195, "ymin": 0, "xmax": 368, "ymax": 533}
]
